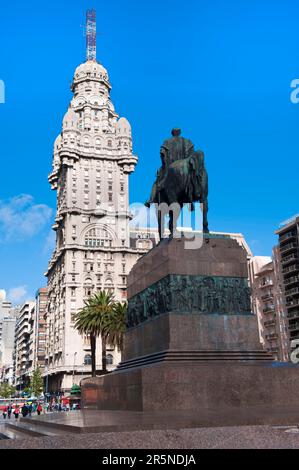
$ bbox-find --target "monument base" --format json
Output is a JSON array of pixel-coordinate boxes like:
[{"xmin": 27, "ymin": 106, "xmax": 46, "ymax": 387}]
[
  {"xmin": 81, "ymin": 236, "xmax": 299, "ymax": 426},
  {"xmin": 81, "ymin": 360, "xmax": 299, "ymax": 426}
]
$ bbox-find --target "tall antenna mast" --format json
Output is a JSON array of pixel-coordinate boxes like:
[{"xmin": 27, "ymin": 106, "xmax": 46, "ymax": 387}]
[{"xmin": 86, "ymin": 9, "xmax": 96, "ymax": 61}]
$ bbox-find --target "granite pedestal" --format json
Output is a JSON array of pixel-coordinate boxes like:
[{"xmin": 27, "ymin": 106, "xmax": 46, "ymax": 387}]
[{"xmin": 81, "ymin": 235, "xmax": 299, "ymax": 426}]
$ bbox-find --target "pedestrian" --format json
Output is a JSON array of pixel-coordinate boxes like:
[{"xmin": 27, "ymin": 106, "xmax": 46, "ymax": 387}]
[
  {"xmin": 28, "ymin": 403, "xmax": 33, "ymax": 417},
  {"xmin": 14, "ymin": 405, "xmax": 20, "ymax": 420},
  {"xmin": 7, "ymin": 403, "xmax": 12, "ymax": 419},
  {"xmin": 2, "ymin": 406, "xmax": 7, "ymax": 419},
  {"xmin": 37, "ymin": 403, "xmax": 42, "ymax": 416},
  {"xmin": 21, "ymin": 404, "xmax": 28, "ymax": 418}
]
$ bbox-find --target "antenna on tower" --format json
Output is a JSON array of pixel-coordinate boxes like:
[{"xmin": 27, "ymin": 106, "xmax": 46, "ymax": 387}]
[{"xmin": 86, "ymin": 9, "xmax": 96, "ymax": 62}]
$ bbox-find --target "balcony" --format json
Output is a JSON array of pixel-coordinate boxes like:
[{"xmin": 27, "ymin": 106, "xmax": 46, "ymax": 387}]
[
  {"xmin": 290, "ymin": 331, "xmax": 299, "ymax": 340},
  {"xmin": 286, "ymin": 298, "xmax": 299, "ymax": 309},
  {"xmin": 265, "ymin": 332, "xmax": 278, "ymax": 340},
  {"xmin": 284, "ymin": 275, "xmax": 299, "ymax": 286},
  {"xmin": 263, "ymin": 306, "xmax": 275, "ymax": 313},
  {"xmin": 283, "ymin": 264, "xmax": 299, "ymax": 275},
  {"xmin": 264, "ymin": 319, "xmax": 276, "ymax": 327},
  {"xmin": 261, "ymin": 293, "xmax": 274, "ymax": 301},
  {"xmin": 280, "ymin": 240, "xmax": 298, "ymax": 252},
  {"xmin": 287, "ymin": 309, "xmax": 299, "ymax": 319},
  {"xmin": 285, "ymin": 287, "xmax": 299, "ymax": 298},
  {"xmin": 281, "ymin": 253, "xmax": 299, "ymax": 265},
  {"xmin": 280, "ymin": 232, "xmax": 297, "ymax": 243},
  {"xmin": 289, "ymin": 322, "xmax": 299, "ymax": 331},
  {"xmin": 260, "ymin": 280, "xmax": 274, "ymax": 289}
]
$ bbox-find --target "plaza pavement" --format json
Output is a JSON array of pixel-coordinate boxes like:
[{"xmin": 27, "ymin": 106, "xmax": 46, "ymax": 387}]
[{"xmin": 0, "ymin": 423, "xmax": 299, "ymax": 449}]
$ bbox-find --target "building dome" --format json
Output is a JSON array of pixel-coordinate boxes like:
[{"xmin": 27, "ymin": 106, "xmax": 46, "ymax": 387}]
[
  {"xmin": 0, "ymin": 289, "xmax": 6, "ymax": 301},
  {"xmin": 53, "ymin": 134, "xmax": 62, "ymax": 151},
  {"xmin": 62, "ymin": 107, "xmax": 78, "ymax": 129},
  {"xmin": 116, "ymin": 117, "xmax": 131, "ymax": 137},
  {"xmin": 73, "ymin": 60, "xmax": 109, "ymax": 83}
]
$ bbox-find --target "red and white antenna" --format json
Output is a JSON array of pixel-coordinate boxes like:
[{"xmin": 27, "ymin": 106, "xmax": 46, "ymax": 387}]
[{"xmin": 86, "ymin": 9, "xmax": 96, "ymax": 61}]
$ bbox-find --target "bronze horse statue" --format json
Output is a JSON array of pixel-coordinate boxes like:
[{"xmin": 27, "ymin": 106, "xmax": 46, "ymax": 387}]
[{"xmin": 145, "ymin": 129, "xmax": 209, "ymax": 238}]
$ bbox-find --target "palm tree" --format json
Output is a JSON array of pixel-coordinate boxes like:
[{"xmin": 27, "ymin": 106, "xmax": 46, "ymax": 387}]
[
  {"xmin": 103, "ymin": 301, "xmax": 127, "ymax": 352},
  {"xmin": 73, "ymin": 290, "xmax": 114, "ymax": 377}
]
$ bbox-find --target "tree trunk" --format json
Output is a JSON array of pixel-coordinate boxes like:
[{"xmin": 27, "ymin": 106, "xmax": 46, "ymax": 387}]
[
  {"xmin": 90, "ymin": 333, "xmax": 96, "ymax": 378},
  {"xmin": 102, "ymin": 336, "xmax": 107, "ymax": 374}
]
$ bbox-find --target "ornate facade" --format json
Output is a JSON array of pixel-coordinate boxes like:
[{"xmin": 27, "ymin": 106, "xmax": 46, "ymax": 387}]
[{"xmin": 45, "ymin": 58, "xmax": 157, "ymax": 392}]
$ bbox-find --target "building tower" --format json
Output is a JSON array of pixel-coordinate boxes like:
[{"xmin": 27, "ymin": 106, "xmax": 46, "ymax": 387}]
[
  {"xmin": 45, "ymin": 11, "xmax": 156, "ymax": 392},
  {"xmin": 276, "ymin": 215, "xmax": 299, "ymax": 344}
]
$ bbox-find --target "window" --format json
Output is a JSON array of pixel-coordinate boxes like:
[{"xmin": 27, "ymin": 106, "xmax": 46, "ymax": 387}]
[
  {"xmin": 85, "ymin": 227, "xmax": 113, "ymax": 248},
  {"xmin": 84, "ymin": 354, "xmax": 92, "ymax": 365},
  {"xmin": 106, "ymin": 354, "xmax": 113, "ymax": 365}
]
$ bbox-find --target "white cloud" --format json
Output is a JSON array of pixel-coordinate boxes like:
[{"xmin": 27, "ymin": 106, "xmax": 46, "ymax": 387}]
[
  {"xmin": 0, "ymin": 194, "xmax": 53, "ymax": 242},
  {"xmin": 0, "ymin": 289, "xmax": 6, "ymax": 301},
  {"xmin": 8, "ymin": 285, "xmax": 28, "ymax": 303}
]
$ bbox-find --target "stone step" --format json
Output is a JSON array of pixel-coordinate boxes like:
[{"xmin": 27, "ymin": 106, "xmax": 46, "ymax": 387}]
[
  {"xmin": 117, "ymin": 349, "xmax": 274, "ymax": 370},
  {"xmin": 5, "ymin": 421, "xmax": 71, "ymax": 438},
  {"xmin": 18, "ymin": 415, "xmax": 82, "ymax": 433},
  {"xmin": 0, "ymin": 426, "xmax": 35, "ymax": 440}
]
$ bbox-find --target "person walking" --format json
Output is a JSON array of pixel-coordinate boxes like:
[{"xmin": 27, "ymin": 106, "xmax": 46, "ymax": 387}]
[
  {"xmin": 2, "ymin": 406, "xmax": 7, "ymax": 419},
  {"xmin": 13, "ymin": 405, "xmax": 20, "ymax": 420},
  {"xmin": 28, "ymin": 403, "xmax": 33, "ymax": 417},
  {"xmin": 37, "ymin": 403, "xmax": 42, "ymax": 416},
  {"xmin": 21, "ymin": 403, "xmax": 28, "ymax": 418},
  {"xmin": 7, "ymin": 403, "xmax": 12, "ymax": 419}
]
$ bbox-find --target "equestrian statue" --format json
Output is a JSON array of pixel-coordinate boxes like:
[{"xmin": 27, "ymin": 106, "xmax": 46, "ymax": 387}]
[{"xmin": 145, "ymin": 128, "xmax": 209, "ymax": 238}]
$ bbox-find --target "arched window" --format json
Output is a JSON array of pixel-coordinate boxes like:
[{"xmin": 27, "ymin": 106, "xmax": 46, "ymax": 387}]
[
  {"xmin": 84, "ymin": 354, "xmax": 92, "ymax": 365},
  {"xmin": 106, "ymin": 354, "xmax": 113, "ymax": 365},
  {"xmin": 84, "ymin": 227, "xmax": 113, "ymax": 248}
]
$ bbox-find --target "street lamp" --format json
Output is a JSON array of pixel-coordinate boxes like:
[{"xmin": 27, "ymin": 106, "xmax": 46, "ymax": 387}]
[
  {"xmin": 45, "ymin": 365, "xmax": 49, "ymax": 402},
  {"xmin": 72, "ymin": 352, "xmax": 77, "ymax": 385}
]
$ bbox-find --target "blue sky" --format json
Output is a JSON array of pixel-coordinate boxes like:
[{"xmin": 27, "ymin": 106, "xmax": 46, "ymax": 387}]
[{"xmin": 0, "ymin": 0, "xmax": 298, "ymax": 304}]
